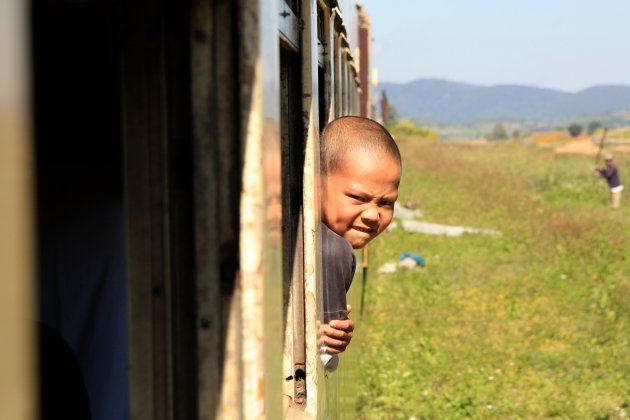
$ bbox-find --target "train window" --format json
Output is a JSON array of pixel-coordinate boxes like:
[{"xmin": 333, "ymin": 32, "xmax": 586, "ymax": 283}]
[
  {"xmin": 317, "ymin": 5, "xmax": 325, "ymax": 68},
  {"xmin": 346, "ymin": 60, "xmax": 354, "ymax": 115},
  {"xmin": 279, "ymin": 22, "xmax": 306, "ymax": 409},
  {"xmin": 32, "ymin": 5, "xmax": 130, "ymax": 419},
  {"xmin": 342, "ymin": 45, "xmax": 348, "ymax": 115},
  {"xmin": 284, "ymin": 0, "xmax": 299, "ymax": 15},
  {"xmin": 358, "ymin": 7, "xmax": 371, "ymax": 117},
  {"xmin": 333, "ymin": 29, "xmax": 341, "ymax": 118},
  {"xmin": 318, "ymin": 66, "xmax": 327, "ymax": 131},
  {"xmin": 279, "ymin": 1, "xmax": 299, "ymax": 51},
  {"xmin": 317, "ymin": 4, "xmax": 330, "ymax": 130}
]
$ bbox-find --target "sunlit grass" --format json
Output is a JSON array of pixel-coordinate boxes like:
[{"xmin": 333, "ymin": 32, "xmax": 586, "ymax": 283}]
[{"xmin": 356, "ymin": 137, "xmax": 630, "ymax": 419}]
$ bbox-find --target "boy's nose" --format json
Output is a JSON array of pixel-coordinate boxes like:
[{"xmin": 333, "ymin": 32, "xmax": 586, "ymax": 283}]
[{"xmin": 361, "ymin": 206, "xmax": 379, "ymax": 224}]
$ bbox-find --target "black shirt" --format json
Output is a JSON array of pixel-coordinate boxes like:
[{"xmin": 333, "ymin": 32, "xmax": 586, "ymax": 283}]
[
  {"xmin": 598, "ymin": 164, "xmax": 622, "ymax": 189},
  {"xmin": 321, "ymin": 224, "xmax": 356, "ymax": 323}
]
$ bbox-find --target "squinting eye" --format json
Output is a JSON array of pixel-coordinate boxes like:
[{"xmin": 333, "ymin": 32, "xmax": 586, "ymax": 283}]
[
  {"xmin": 349, "ymin": 194, "xmax": 366, "ymax": 202},
  {"xmin": 380, "ymin": 201, "xmax": 395, "ymax": 207}
]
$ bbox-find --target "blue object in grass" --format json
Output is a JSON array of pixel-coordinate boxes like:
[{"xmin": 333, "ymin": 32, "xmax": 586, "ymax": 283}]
[{"xmin": 399, "ymin": 252, "xmax": 426, "ymax": 267}]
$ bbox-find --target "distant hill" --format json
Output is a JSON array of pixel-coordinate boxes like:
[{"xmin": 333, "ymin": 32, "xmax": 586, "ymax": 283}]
[{"xmin": 380, "ymin": 79, "xmax": 630, "ymax": 124}]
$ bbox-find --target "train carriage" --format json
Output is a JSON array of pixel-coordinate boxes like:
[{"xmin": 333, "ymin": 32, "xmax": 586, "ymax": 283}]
[{"xmin": 1, "ymin": 0, "xmax": 376, "ymax": 418}]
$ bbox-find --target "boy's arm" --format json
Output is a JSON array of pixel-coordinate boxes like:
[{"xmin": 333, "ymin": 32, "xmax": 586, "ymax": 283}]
[{"xmin": 321, "ymin": 305, "xmax": 354, "ymax": 354}]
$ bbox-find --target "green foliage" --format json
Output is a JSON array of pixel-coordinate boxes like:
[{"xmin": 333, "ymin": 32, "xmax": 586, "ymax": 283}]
[
  {"xmin": 356, "ymin": 139, "xmax": 630, "ymax": 419},
  {"xmin": 390, "ymin": 121, "xmax": 438, "ymax": 140},
  {"xmin": 386, "ymin": 105, "xmax": 399, "ymax": 129},
  {"xmin": 588, "ymin": 121, "xmax": 602, "ymax": 135},
  {"xmin": 568, "ymin": 122, "xmax": 583, "ymax": 137}
]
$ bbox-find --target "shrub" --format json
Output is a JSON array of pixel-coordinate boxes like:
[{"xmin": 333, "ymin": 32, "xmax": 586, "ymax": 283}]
[
  {"xmin": 568, "ymin": 123, "xmax": 582, "ymax": 138},
  {"xmin": 390, "ymin": 121, "xmax": 439, "ymax": 140}
]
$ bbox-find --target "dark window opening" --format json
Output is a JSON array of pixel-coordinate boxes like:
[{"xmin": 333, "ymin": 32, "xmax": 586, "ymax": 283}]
[
  {"xmin": 32, "ymin": 5, "xmax": 129, "ymax": 420},
  {"xmin": 280, "ymin": 45, "xmax": 306, "ymax": 401},
  {"xmin": 284, "ymin": 0, "xmax": 299, "ymax": 15},
  {"xmin": 318, "ymin": 65, "xmax": 328, "ymax": 131},
  {"xmin": 317, "ymin": 6, "xmax": 325, "ymax": 46},
  {"xmin": 280, "ymin": 46, "xmax": 304, "ymax": 317}
]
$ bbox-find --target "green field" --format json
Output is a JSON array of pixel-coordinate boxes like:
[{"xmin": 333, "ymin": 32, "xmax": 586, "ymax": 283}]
[{"xmin": 356, "ymin": 137, "xmax": 630, "ymax": 418}]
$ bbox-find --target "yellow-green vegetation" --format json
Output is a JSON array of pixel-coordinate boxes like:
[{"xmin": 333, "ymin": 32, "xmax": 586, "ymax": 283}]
[
  {"xmin": 610, "ymin": 128, "xmax": 630, "ymax": 140},
  {"xmin": 390, "ymin": 121, "xmax": 439, "ymax": 140},
  {"xmin": 356, "ymin": 135, "xmax": 630, "ymax": 418},
  {"xmin": 593, "ymin": 127, "xmax": 630, "ymax": 140}
]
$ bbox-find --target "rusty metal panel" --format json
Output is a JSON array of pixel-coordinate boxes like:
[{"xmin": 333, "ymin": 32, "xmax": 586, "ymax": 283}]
[
  {"xmin": 327, "ymin": 12, "xmax": 337, "ymax": 122},
  {"xmin": 279, "ymin": 41, "xmax": 309, "ymax": 414},
  {"xmin": 239, "ymin": 0, "xmax": 284, "ymax": 418},
  {"xmin": 121, "ymin": 2, "xmax": 172, "ymax": 417},
  {"xmin": 122, "ymin": 1, "xmax": 200, "ymax": 418},
  {"xmin": 122, "ymin": 45, "xmax": 172, "ymax": 420},
  {"xmin": 189, "ymin": 0, "xmax": 243, "ymax": 418},
  {"xmin": 299, "ymin": 0, "xmax": 327, "ymax": 416},
  {"xmin": 0, "ymin": 1, "xmax": 36, "ymax": 419}
]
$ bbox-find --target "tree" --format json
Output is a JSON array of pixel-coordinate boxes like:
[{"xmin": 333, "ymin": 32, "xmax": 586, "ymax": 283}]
[
  {"xmin": 386, "ymin": 105, "xmax": 399, "ymax": 128},
  {"xmin": 568, "ymin": 123, "xmax": 582, "ymax": 138},
  {"xmin": 492, "ymin": 123, "xmax": 508, "ymax": 140},
  {"xmin": 587, "ymin": 121, "xmax": 602, "ymax": 135}
]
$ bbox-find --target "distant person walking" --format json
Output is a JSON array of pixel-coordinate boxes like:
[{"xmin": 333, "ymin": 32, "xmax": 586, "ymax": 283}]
[{"xmin": 594, "ymin": 154, "xmax": 623, "ymax": 208}]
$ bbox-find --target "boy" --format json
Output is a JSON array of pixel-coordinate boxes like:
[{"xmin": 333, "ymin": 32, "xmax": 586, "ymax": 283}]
[{"xmin": 319, "ymin": 116, "xmax": 402, "ymax": 365}]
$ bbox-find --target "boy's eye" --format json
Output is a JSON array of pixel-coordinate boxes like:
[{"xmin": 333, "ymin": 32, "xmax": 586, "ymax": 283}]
[
  {"xmin": 380, "ymin": 197, "xmax": 398, "ymax": 207},
  {"xmin": 348, "ymin": 194, "xmax": 366, "ymax": 202}
]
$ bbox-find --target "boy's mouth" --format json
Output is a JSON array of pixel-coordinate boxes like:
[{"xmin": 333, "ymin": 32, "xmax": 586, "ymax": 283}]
[{"xmin": 351, "ymin": 225, "xmax": 375, "ymax": 234}]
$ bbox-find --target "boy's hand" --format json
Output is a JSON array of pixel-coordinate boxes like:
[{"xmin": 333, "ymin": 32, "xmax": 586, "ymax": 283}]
[{"xmin": 320, "ymin": 305, "xmax": 354, "ymax": 354}]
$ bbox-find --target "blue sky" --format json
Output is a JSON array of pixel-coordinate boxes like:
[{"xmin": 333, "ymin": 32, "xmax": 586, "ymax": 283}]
[{"xmin": 360, "ymin": 0, "xmax": 630, "ymax": 92}]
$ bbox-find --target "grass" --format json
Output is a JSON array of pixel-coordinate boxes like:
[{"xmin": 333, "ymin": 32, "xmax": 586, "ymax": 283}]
[{"xmin": 355, "ymin": 136, "xmax": 630, "ymax": 419}]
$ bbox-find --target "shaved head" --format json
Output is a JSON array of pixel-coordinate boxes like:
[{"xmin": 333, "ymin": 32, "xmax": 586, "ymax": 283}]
[{"xmin": 320, "ymin": 116, "xmax": 401, "ymax": 177}]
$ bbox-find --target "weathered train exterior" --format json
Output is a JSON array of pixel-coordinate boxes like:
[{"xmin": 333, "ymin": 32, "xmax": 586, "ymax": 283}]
[{"xmin": 1, "ymin": 0, "xmax": 375, "ymax": 418}]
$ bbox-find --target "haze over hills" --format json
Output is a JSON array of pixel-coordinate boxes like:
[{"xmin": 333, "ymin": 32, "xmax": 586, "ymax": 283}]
[{"xmin": 381, "ymin": 79, "xmax": 630, "ymax": 124}]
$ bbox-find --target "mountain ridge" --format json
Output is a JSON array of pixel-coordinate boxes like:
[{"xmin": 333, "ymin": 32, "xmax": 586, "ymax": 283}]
[{"xmin": 380, "ymin": 79, "xmax": 630, "ymax": 124}]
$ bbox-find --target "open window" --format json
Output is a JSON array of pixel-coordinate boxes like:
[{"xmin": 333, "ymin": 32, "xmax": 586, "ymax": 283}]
[
  {"xmin": 32, "ymin": 4, "xmax": 131, "ymax": 419},
  {"xmin": 279, "ymin": 0, "xmax": 307, "ymax": 411}
]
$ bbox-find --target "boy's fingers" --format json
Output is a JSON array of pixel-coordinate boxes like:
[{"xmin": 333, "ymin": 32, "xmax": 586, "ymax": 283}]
[
  {"xmin": 324, "ymin": 325, "xmax": 353, "ymax": 341},
  {"xmin": 329, "ymin": 318, "xmax": 354, "ymax": 332},
  {"xmin": 323, "ymin": 335, "xmax": 352, "ymax": 353},
  {"xmin": 347, "ymin": 304, "xmax": 352, "ymax": 314},
  {"xmin": 324, "ymin": 336, "xmax": 348, "ymax": 348},
  {"xmin": 324, "ymin": 346, "xmax": 342, "ymax": 355}
]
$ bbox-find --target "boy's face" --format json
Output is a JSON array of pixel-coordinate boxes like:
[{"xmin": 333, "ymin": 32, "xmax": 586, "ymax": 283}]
[{"xmin": 322, "ymin": 151, "xmax": 400, "ymax": 249}]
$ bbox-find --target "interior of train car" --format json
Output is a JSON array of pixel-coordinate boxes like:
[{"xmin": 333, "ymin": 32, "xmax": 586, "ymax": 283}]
[{"xmin": 1, "ymin": 0, "xmax": 374, "ymax": 418}]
